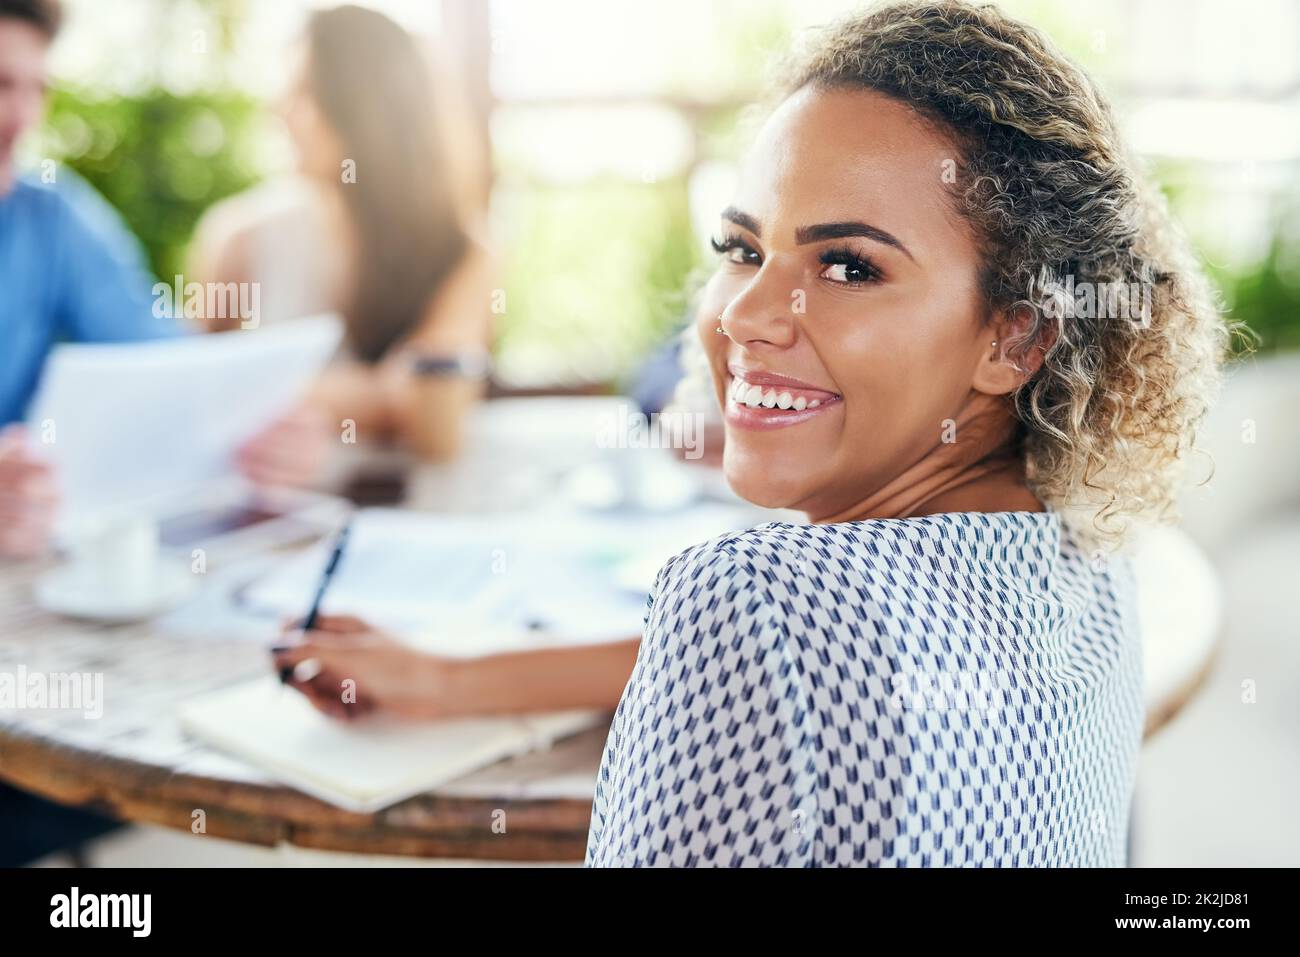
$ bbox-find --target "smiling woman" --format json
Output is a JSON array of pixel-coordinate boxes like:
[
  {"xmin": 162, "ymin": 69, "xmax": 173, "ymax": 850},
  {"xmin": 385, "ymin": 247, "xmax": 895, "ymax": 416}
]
[{"xmin": 582, "ymin": 0, "xmax": 1231, "ymax": 867}]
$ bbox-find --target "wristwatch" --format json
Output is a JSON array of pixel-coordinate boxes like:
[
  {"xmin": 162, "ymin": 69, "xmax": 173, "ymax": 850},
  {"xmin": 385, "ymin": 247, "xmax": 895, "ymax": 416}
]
[{"xmin": 406, "ymin": 350, "xmax": 493, "ymax": 380}]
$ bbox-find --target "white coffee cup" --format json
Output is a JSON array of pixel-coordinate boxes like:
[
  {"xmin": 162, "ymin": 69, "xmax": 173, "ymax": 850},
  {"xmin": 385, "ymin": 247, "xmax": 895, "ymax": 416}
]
[{"xmin": 67, "ymin": 512, "xmax": 161, "ymax": 600}]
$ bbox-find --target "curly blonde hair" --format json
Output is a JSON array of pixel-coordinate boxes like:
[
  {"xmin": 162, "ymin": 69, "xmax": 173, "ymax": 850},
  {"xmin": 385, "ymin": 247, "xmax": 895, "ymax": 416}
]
[{"xmin": 772, "ymin": 1, "xmax": 1235, "ymax": 546}]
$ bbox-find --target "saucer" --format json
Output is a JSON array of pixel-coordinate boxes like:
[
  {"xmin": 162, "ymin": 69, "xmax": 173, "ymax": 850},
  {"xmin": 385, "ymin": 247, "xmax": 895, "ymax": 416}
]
[{"xmin": 34, "ymin": 563, "xmax": 199, "ymax": 623}]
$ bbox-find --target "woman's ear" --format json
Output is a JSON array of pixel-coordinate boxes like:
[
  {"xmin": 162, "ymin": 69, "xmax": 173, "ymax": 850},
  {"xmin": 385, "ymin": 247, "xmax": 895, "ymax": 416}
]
[{"xmin": 972, "ymin": 303, "xmax": 1057, "ymax": 396}]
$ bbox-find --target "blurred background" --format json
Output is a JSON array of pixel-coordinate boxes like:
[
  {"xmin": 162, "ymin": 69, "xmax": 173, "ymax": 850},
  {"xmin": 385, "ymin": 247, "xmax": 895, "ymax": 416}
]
[
  {"xmin": 30, "ymin": 0, "xmax": 1300, "ymax": 386},
  {"xmin": 15, "ymin": 0, "xmax": 1300, "ymax": 866}
]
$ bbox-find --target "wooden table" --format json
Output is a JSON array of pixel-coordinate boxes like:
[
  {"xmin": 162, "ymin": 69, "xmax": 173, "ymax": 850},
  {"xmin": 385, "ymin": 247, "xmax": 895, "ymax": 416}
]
[
  {"xmin": 0, "ymin": 595, "xmax": 609, "ymax": 860},
  {"xmin": 0, "ymin": 399, "xmax": 1221, "ymax": 862},
  {"xmin": 0, "ymin": 398, "xmax": 649, "ymax": 862}
]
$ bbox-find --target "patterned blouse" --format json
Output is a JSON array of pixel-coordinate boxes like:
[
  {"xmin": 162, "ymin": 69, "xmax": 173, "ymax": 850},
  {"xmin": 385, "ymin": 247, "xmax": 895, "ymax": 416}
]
[{"xmin": 585, "ymin": 509, "xmax": 1144, "ymax": 867}]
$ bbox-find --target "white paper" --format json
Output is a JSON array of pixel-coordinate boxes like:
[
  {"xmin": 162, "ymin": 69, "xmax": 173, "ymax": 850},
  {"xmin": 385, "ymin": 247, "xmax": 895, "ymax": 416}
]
[
  {"xmin": 178, "ymin": 676, "xmax": 603, "ymax": 812},
  {"xmin": 238, "ymin": 505, "xmax": 757, "ymax": 655},
  {"xmin": 27, "ymin": 314, "xmax": 343, "ymax": 526}
]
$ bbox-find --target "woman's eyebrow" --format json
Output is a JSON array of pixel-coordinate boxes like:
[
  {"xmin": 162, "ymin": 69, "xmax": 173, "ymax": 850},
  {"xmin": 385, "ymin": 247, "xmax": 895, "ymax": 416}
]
[
  {"xmin": 722, "ymin": 208, "xmax": 914, "ymax": 262},
  {"xmin": 720, "ymin": 206, "xmax": 761, "ymax": 235},
  {"xmin": 795, "ymin": 221, "xmax": 914, "ymax": 261}
]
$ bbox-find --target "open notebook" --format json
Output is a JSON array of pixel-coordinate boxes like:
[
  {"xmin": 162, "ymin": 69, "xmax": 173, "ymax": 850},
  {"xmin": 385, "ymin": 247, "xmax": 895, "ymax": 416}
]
[{"xmin": 178, "ymin": 677, "xmax": 605, "ymax": 812}]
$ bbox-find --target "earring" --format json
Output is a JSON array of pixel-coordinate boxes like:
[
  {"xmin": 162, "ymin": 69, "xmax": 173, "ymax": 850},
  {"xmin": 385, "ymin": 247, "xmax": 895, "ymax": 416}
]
[{"xmin": 715, "ymin": 313, "xmax": 726, "ymax": 335}]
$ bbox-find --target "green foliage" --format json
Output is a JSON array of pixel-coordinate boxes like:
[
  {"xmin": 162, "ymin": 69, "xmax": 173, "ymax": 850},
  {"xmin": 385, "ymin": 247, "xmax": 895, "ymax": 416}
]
[
  {"xmin": 496, "ymin": 177, "xmax": 703, "ymax": 387},
  {"xmin": 1208, "ymin": 217, "xmax": 1300, "ymax": 356},
  {"xmin": 1150, "ymin": 161, "xmax": 1300, "ymax": 358},
  {"xmin": 40, "ymin": 86, "xmax": 264, "ymax": 282}
]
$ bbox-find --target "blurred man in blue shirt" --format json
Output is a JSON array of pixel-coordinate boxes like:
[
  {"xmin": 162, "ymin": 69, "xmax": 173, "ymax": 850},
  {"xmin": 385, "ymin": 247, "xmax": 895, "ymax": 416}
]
[
  {"xmin": 0, "ymin": 0, "xmax": 332, "ymax": 864},
  {"xmin": 0, "ymin": 0, "xmax": 329, "ymax": 559},
  {"xmin": 0, "ymin": 165, "xmax": 181, "ymax": 551},
  {"xmin": 0, "ymin": 166, "xmax": 178, "ymax": 424},
  {"xmin": 0, "ymin": 0, "xmax": 176, "ymax": 557},
  {"xmin": 0, "ymin": 0, "xmax": 154, "ymax": 863}
]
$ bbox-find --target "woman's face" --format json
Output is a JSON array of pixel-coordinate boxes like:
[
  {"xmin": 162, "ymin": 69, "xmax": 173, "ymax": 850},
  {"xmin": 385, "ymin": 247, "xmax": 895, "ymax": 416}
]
[
  {"xmin": 698, "ymin": 85, "xmax": 1008, "ymax": 522},
  {"xmin": 278, "ymin": 46, "xmax": 343, "ymax": 182}
]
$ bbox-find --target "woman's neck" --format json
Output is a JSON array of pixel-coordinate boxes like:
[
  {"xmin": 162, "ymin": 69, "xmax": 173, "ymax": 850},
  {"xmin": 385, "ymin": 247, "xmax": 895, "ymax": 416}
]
[
  {"xmin": 809, "ymin": 396, "xmax": 1044, "ymax": 524},
  {"xmin": 908, "ymin": 457, "xmax": 1044, "ymax": 517}
]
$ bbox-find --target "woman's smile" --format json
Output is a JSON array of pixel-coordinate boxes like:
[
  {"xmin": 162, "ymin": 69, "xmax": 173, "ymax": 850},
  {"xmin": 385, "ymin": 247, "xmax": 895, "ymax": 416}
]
[{"xmin": 723, "ymin": 363, "xmax": 843, "ymax": 430}]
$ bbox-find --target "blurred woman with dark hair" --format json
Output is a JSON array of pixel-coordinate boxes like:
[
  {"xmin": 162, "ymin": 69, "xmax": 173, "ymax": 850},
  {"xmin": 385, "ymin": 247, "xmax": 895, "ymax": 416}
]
[{"xmin": 192, "ymin": 4, "xmax": 492, "ymax": 465}]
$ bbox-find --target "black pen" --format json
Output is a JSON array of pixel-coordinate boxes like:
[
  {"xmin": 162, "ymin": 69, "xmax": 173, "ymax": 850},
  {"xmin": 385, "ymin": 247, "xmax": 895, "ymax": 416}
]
[
  {"xmin": 277, "ymin": 517, "xmax": 353, "ymax": 683},
  {"xmin": 302, "ymin": 517, "xmax": 353, "ymax": 632}
]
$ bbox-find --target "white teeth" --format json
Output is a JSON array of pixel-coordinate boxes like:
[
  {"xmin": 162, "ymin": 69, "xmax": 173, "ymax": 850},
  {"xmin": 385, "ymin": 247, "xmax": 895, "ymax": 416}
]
[{"xmin": 730, "ymin": 377, "xmax": 832, "ymax": 413}]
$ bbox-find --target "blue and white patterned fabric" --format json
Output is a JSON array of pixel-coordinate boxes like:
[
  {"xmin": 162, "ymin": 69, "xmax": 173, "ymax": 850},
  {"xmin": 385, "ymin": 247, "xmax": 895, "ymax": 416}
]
[{"xmin": 585, "ymin": 508, "xmax": 1144, "ymax": 867}]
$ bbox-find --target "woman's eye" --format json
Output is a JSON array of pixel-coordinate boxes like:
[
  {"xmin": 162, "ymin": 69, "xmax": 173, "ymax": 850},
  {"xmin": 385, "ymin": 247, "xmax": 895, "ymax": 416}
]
[
  {"xmin": 711, "ymin": 236, "xmax": 760, "ymax": 266},
  {"xmin": 821, "ymin": 263, "xmax": 867, "ymax": 283},
  {"xmin": 819, "ymin": 251, "xmax": 881, "ymax": 285}
]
